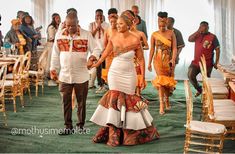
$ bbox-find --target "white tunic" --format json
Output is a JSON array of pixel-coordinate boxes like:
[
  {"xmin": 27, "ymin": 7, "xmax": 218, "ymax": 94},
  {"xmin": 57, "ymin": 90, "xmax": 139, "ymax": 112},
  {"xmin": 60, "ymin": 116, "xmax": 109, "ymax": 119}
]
[{"xmin": 50, "ymin": 28, "xmax": 101, "ymax": 84}]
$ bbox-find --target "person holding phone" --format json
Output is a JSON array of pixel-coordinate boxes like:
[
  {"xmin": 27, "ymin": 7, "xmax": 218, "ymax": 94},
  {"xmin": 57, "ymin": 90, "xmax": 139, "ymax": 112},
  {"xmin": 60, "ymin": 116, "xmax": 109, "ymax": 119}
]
[
  {"xmin": 188, "ymin": 21, "xmax": 220, "ymax": 97},
  {"xmin": 148, "ymin": 12, "xmax": 177, "ymax": 115}
]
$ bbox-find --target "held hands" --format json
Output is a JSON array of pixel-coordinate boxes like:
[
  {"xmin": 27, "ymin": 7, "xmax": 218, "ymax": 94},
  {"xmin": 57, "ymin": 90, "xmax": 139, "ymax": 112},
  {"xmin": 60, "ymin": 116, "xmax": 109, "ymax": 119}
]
[
  {"xmin": 87, "ymin": 56, "xmax": 98, "ymax": 69},
  {"xmin": 50, "ymin": 70, "xmax": 58, "ymax": 81}
]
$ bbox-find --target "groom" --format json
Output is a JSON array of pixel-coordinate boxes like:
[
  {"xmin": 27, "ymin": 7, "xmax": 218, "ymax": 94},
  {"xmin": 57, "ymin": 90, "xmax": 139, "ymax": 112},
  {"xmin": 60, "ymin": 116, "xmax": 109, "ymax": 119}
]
[{"xmin": 50, "ymin": 12, "xmax": 101, "ymax": 135}]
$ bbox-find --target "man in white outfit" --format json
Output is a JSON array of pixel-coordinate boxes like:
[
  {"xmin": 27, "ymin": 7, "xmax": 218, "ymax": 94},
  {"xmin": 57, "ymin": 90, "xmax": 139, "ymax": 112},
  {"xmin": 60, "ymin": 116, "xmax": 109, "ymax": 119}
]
[{"xmin": 50, "ymin": 12, "xmax": 101, "ymax": 135}]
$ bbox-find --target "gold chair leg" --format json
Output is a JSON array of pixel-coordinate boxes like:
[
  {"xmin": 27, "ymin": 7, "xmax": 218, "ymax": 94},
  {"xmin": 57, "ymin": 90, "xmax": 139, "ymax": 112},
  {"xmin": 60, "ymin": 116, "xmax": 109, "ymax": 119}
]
[
  {"xmin": 219, "ymin": 134, "xmax": 225, "ymax": 154},
  {"xmin": 36, "ymin": 83, "xmax": 38, "ymax": 97},
  {"xmin": 2, "ymin": 99, "xmax": 7, "ymax": 126},
  {"xmin": 20, "ymin": 95, "xmax": 24, "ymax": 108},
  {"xmin": 184, "ymin": 132, "xmax": 190, "ymax": 154},
  {"xmin": 3, "ymin": 112, "xmax": 7, "ymax": 126},
  {"xmin": 42, "ymin": 82, "xmax": 44, "ymax": 96},
  {"xmin": 28, "ymin": 87, "xmax": 32, "ymax": 100},
  {"xmin": 13, "ymin": 98, "xmax": 17, "ymax": 113}
]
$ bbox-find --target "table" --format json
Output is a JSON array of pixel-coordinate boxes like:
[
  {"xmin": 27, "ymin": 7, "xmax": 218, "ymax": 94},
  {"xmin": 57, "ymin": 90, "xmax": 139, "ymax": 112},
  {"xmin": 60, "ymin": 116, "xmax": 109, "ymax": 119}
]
[
  {"xmin": 229, "ymin": 81, "xmax": 235, "ymax": 102},
  {"xmin": 0, "ymin": 57, "xmax": 17, "ymax": 66}
]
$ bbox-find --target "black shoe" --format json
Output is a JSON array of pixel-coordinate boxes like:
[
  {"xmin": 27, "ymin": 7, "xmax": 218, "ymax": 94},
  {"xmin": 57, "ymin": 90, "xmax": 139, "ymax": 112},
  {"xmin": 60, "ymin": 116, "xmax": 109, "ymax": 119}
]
[
  {"xmin": 58, "ymin": 128, "xmax": 74, "ymax": 135},
  {"xmin": 89, "ymin": 85, "xmax": 96, "ymax": 89},
  {"xmin": 194, "ymin": 91, "xmax": 201, "ymax": 97},
  {"xmin": 75, "ymin": 124, "xmax": 86, "ymax": 133}
]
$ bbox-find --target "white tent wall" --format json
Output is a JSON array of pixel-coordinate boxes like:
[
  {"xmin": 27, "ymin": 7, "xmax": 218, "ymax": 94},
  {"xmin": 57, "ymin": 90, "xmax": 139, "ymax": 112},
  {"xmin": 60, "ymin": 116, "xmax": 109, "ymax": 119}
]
[
  {"xmin": 1, "ymin": 0, "xmax": 235, "ymax": 80},
  {"xmin": 210, "ymin": 0, "xmax": 235, "ymax": 65}
]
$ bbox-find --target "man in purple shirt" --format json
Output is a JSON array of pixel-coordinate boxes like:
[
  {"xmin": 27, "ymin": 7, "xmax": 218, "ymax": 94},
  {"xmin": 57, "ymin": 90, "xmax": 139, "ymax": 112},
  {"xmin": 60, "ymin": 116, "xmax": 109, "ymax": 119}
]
[{"xmin": 188, "ymin": 21, "xmax": 220, "ymax": 97}]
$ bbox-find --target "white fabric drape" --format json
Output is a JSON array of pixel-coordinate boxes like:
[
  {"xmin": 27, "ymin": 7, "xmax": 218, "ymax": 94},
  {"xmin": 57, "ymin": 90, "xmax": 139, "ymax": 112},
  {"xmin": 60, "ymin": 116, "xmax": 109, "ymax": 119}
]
[
  {"xmin": 209, "ymin": 0, "xmax": 235, "ymax": 64},
  {"xmin": 31, "ymin": 0, "xmax": 54, "ymax": 39},
  {"xmin": 29, "ymin": 0, "xmax": 235, "ymax": 79},
  {"xmin": 110, "ymin": 0, "xmax": 223, "ymax": 80}
]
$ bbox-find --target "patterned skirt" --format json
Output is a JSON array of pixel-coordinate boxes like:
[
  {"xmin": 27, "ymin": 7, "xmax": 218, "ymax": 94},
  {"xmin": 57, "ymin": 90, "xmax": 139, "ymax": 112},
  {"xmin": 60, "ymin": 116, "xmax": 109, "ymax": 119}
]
[{"xmin": 90, "ymin": 90, "xmax": 160, "ymax": 146}]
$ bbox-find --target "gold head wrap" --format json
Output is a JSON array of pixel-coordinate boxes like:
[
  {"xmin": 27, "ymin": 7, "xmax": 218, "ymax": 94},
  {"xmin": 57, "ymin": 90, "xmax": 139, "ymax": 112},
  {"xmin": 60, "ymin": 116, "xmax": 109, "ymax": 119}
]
[
  {"xmin": 120, "ymin": 10, "xmax": 135, "ymax": 26},
  {"xmin": 11, "ymin": 19, "xmax": 21, "ymax": 26}
]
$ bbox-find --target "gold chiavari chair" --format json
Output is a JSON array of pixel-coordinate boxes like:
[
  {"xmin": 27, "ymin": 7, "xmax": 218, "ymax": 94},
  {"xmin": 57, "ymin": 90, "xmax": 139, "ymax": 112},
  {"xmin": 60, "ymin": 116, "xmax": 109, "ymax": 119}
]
[
  {"xmin": 4, "ymin": 55, "xmax": 24, "ymax": 112},
  {"xmin": 0, "ymin": 65, "xmax": 7, "ymax": 126},
  {"xmin": 203, "ymin": 74, "xmax": 235, "ymax": 140},
  {"xmin": 21, "ymin": 51, "xmax": 32, "ymax": 99},
  {"xmin": 201, "ymin": 55, "xmax": 229, "ymax": 99},
  {"xmin": 184, "ymin": 80, "xmax": 226, "ymax": 154},
  {"xmin": 200, "ymin": 57, "xmax": 235, "ymax": 121},
  {"xmin": 29, "ymin": 49, "xmax": 48, "ymax": 96}
]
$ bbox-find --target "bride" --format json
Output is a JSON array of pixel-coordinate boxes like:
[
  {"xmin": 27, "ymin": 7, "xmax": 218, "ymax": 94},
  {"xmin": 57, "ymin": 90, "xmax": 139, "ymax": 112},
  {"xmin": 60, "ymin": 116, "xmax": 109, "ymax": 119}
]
[{"xmin": 88, "ymin": 10, "xmax": 159, "ymax": 146}]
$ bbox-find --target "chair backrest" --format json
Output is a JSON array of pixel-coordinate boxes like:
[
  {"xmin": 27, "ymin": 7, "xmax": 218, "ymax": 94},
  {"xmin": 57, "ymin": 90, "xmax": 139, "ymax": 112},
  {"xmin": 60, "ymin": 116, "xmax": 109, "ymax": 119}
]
[
  {"xmin": 0, "ymin": 65, "xmax": 7, "ymax": 97},
  {"xmin": 200, "ymin": 55, "xmax": 207, "ymax": 77},
  {"xmin": 199, "ymin": 56, "xmax": 215, "ymax": 119},
  {"xmin": 204, "ymin": 78, "xmax": 215, "ymax": 120},
  {"xmin": 22, "ymin": 51, "xmax": 31, "ymax": 73},
  {"xmin": 199, "ymin": 56, "xmax": 208, "ymax": 82},
  {"xmin": 184, "ymin": 80, "xmax": 193, "ymax": 125},
  {"xmin": 38, "ymin": 49, "xmax": 48, "ymax": 73},
  {"xmin": 12, "ymin": 55, "xmax": 24, "ymax": 83}
]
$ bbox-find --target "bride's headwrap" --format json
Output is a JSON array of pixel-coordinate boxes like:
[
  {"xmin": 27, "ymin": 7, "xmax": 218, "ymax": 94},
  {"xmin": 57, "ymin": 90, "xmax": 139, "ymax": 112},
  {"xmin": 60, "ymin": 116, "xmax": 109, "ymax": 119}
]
[
  {"xmin": 120, "ymin": 10, "xmax": 135, "ymax": 27},
  {"xmin": 157, "ymin": 11, "xmax": 168, "ymax": 24}
]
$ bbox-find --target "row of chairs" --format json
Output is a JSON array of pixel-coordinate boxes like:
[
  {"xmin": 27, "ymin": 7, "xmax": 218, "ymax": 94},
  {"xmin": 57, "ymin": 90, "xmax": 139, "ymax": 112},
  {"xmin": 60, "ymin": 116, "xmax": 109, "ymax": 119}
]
[
  {"xmin": 0, "ymin": 49, "xmax": 48, "ymax": 126},
  {"xmin": 200, "ymin": 56, "xmax": 235, "ymax": 139},
  {"xmin": 183, "ymin": 55, "xmax": 235, "ymax": 153}
]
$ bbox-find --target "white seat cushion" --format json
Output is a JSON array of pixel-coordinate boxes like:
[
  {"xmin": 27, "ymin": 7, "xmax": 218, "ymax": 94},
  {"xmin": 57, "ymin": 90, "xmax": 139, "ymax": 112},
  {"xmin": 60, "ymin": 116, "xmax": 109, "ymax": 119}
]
[
  {"xmin": 208, "ymin": 78, "xmax": 226, "ymax": 87},
  {"xmin": 214, "ymin": 110, "xmax": 235, "ymax": 121},
  {"xmin": 29, "ymin": 70, "xmax": 38, "ymax": 75},
  {"xmin": 6, "ymin": 73, "xmax": 13, "ymax": 79},
  {"xmin": 211, "ymin": 86, "xmax": 229, "ymax": 94},
  {"xmin": 4, "ymin": 80, "xmax": 14, "ymax": 87},
  {"xmin": 213, "ymin": 99, "xmax": 235, "ymax": 107},
  {"xmin": 186, "ymin": 120, "xmax": 226, "ymax": 134},
  {"xmin": 208, "ymin": 78, "xmax": 225, "ymax": 83},
  {"xmin": 214, "ymin": 105, "xmax": 235, "ymax": 111}
]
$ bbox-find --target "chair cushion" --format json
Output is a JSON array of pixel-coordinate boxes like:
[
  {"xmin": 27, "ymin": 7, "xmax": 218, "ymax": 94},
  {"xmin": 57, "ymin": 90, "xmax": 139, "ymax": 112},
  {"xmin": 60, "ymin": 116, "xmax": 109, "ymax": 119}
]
[
  {"xmin": 186, "ymin": 120, "xmax": 226, "ymax": 134},
  {"xmin": 211, "ymin": 86, "xmax": 229, "ymax": 94},
  {"xmin": 4, "ymin": 80, "xmax": 14, "ymax": 87},
  {"xmin": 214, "ymin": 110, "xmax": 235, "ymax": 121},
  {"xmin": 214, "ymin": 105, "xmax": 235, "ymax": 111},
  {"xmin": 29, "ymin": 70, "xmax": 38, "ymax": 75},
  {"xmin": 208, "ymin": 78, "xmax": 226, "ymax": 87},
  {"xmin": 208, "ymin": 78, "xmax": 225, "ymax": 83},
  {"xmin": 6, "ymin": 73, "xmax": 13, "ymax": 79},
  {"xmin": 213, "ymin": 99, "xmax": 235, "ymax": 107}
]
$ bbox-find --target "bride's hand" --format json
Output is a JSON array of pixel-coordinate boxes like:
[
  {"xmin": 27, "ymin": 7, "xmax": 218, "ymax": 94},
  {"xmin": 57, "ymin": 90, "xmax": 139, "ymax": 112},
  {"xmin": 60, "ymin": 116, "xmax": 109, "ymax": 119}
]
[
  {"xmin": 140, "ymin": 76, "xmax": 146, "ymax": 90},
  {"xmin": 90, "ymin": 62, "xmax": 99, "ymax": 69}
]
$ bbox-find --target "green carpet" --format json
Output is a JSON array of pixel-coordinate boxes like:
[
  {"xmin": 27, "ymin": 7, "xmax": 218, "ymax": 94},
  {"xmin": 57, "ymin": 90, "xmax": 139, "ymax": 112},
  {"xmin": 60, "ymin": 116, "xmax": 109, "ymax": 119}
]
[{"xmin": 0, "ymin": 81, "xmax": 234, "ymax": 153}]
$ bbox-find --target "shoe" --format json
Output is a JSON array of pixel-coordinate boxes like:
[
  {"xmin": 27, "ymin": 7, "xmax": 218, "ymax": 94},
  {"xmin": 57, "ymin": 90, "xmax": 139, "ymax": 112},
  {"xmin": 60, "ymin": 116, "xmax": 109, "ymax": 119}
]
[
  {"xmin": 89, "ymin": 85, "xmax": 96, "ymax": 89},
  {"xmin": 159, "ymin": 111, "xmax": 165, "ymax": 115},
  {"xmin": 48, "ymin": 80, "xmax": 58, "ymax": 86},
  {"xmin": 194, "ymin": 91, "xmax": 201, "ymax": 97},
  {"xmin": 58, "ymin": 128, "xmax": 74, "ymax": 135},
  {"xmin": 93, "ymin": 127, "xmax": 109, "ymax": 143},
  {"xmin": 95, "ymin": 86, "xmax": 107, "ymax": 94},
  {"xmin": 169, "ymin": 87, "xmax": 176, "ymax": 96}
]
